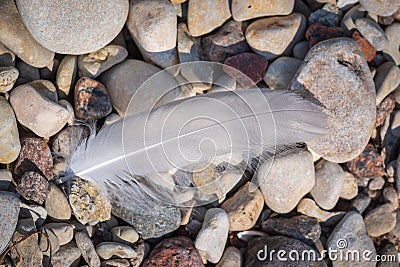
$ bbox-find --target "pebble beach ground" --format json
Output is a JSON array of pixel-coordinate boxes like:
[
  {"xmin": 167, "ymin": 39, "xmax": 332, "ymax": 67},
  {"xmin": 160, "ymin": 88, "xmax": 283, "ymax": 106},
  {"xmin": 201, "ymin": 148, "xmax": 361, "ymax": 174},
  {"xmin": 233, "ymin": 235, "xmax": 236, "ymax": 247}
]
[{"xmin": 0, "ymin": 0, "xmax": 400, "ymax": 266}]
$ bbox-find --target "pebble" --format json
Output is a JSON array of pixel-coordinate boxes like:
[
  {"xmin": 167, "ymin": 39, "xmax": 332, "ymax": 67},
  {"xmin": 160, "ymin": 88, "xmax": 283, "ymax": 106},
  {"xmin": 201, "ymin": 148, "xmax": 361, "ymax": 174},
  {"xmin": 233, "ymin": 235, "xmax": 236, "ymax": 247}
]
[
  {"xmin": 311, "ymin": 160, "xmax": 344, "ymax": 210},
  {"xmin": 0, "ymin": 0, "xmax": 54, "ymax": 67},
  {"xmin": 51, "ymin": 242, "xmax": 82, "ymax": 267},
  {"xmin": 0, "ymin": 169, "xmax": 12, "ymax": 191},
  {"xmin": 264, "ymin": 56, "xmax": 302, "ymax": 90},
  {"xmin": 383, "ymin": 186, "xmax": 399, "ymax": 208},
  {"xmin": 101, "ymin": 259, "xmax": 131, "ymax": 267},
  {"xmin": 297, "ymin": 198, "xmax": 345, "ymax": 223},
  {"xmin": 246, "ymin": 13, "xmax": 307, "ymax": 60},
  {"xmin": 56, "ymin": 55, "xmax": 78, "ymax": 99},
  {"xmin": 376, "ymin": 95, "xmax": 395, "ymax": 127},
  {"xmin": 262, "ymin": 215, "xmax": 321, "ymax": 243},
  {"xmin": 368, "ymin": 176, "xmax": 385, "ymax": 190},
  {"xmin": 69, "ymin": 177, "xmax": 111, "ymax": 225},
  {"xmin": 347, "ymin": 143, "xmax": 385, "ymax": 178},
  {"xmin": 258, "ymin": 149, "xmax": 315, "ymax": 213},
  {"xmin": 74, "ymin": 77, "xmax": 112, "ymax": 120},
  {"xmin": 143, "ymin": 236, "xmax": 204, "ymax": 267},
  {"xmin": 16, "ymin": 171, "xmax": 50, "ymax": 204},
  {"xmin": 364, "ymin": 203, "xmax": 397, "ymax": 237},
  {"xmin": 355, "ymin": 18, "xmax": 389, "ymax": 51},
  {"xmin": 375, "ymin": 62, "xmax": 400, "ymax": 105},
  {"xmin": 223, "ymin": 53, "xmax": 268, "ymax": 88},
  {"xmin": 292, "ymin": 41, "xmax": 309, "ymax": 60},
  {"xmin": 202, "ymin": 20, "xmax": 250, "ymax": 63},
  {"xmin": 14, "ymin": 137, "xmax": 53, "ymax": 180},
  {"xmin": 0, "ymin": 66, "xmax": 18, "ymax": 93},
  {"xmin": 0, "ymin": 96, "xmax": 20, "ymax": 164},
  {"xmin": 126, "ymin": 0, "xmax": 176, "ymax": 53},
  {"xmin": 78, "ymin": 45, "xmax": 128, "ymax": 78},
  {"xmin": 352, "ymin": 30, "xmax": 376, "ymax": 62},
  {"xmin": 14, "ymin": 61, "xmax": 40, "ymax": 86},
  {"xmin": 290, "ymin": 38, "xmax": 375, "ymax": 163},
  {"xmin": 99, "ymin": 59, "xmax": 184, "ymax": 116},
  {"xmin": 195, "ymin": 208, "xmax": 229, "ymax": 263},
  {"xmin": 28, "ymin": 79, "xmax": 58, "ymax": 102},
  {"xmin": 215, "ymin": 247, "xmax": 241, "ymax": 267},
  {"xmin": 75, "ymin": 231, "xmax": 101, "ymax": 267},
  {"xmin": 41, "ymin": 223, "xmax": 74, "ymax": 246},
  {"xmin": 39, "ymin": 227, "xmax": 60, "ymax": 256},
  {"xmin": 340, "ymin": 171, "xmax": 358, "ymax": 200},
  {"xmin": 10, "ymin": 84, "xmax": 70, "ymax": 138},
  {"xmin": 305, "ymin": 24, "xmax": 345, "ymax": 47},
  {"xmin": 327, "ymin": 211, "xmax": 377, "ymax": 267},
  {"xmin": 383, "ymin": 23, "xmax": 400, "ymax": 64},
  {"xmin": 359, "ymin": 0, "xmax": 400, "ymax": 16},
  {"xmin": 45, "ymin": 183, "xmax": 71, "ymax": 220},
  {"xmin": 15, "ymin": 0, "xmax": 129, "ymax": 54},
  {"xmin": 0, "ymin": 42, "xmax": 15, "ymax": 67},
  {"xmin": 111, "ymin": 226, "xmax": 139, "ymax": 245},
  {"xmin": 0, "ymin": 192, "xmax": 19, "ymax": 254},
  {"xmin": 220, "ymin": 182, "xmax": 264, "ymax": 231},
  {"xmin": 96, "ymin": 242, "xmax": 137, "ymax": 260},
  {"xmin": 245, "ymin": 236, "xmax": 326, "ymax": 266},
  {"xmin": 188, "ymin": 0, "xmax": 231, "ymax": 37},
  {"xmin": 351, "ymin": 193, "xmax": 371, "ymax": 214},
  {"xmin": 309, "ymin": 3, "xmax": 342, "ymax": 27},
  {"xmin": 232, "ymin": 0, "xmax": 294, "ymax": 21}
]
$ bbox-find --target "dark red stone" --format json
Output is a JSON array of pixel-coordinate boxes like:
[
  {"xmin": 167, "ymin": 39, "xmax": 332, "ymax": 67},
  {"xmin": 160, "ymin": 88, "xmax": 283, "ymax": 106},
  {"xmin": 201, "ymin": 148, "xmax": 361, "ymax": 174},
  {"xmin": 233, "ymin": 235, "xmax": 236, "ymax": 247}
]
[
  {"xmin": 16, "ymin": 171, "xmax": 50, "ymax": 204},
  {"xmin": 223, "ymin": 53, "xmax": 268, "ymax": 89},
  {"xmin": 376, "ymin": 95, "xmax": 395, "ymax": 127},
  {"xmin": 346, "ymin": 144, "xmax": 385, "ymax": 178},
  {"xmin": 142, "ymin": 236, "xmax": 204, "ymax": 267},
  {"xmin": 74, "ymin": 77, "xmax": 112, "ymax": 120},
  {"xmin": 14, "ymin": 137, "xmax": 53, "ymax": 180},
  {"xmin": 305, "ymin": 23, "xmax": 345, "ymax": 47},
  {"xmin": 352, "ymin": 31, "xmax": 376, "ymax": 62}
]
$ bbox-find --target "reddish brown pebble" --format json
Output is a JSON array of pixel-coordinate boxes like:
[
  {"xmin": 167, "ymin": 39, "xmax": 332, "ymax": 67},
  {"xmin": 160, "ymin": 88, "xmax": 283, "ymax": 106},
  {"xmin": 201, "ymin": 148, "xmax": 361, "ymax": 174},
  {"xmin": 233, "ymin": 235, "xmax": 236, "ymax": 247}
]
[
  {"xmin": 305, "ymin": 23, "xmax": 345, "ymax": 47},
  {"xmin": 352, "ymin": 31, "xmax": 376, "ymax": 62},
  {"xmin": 74, "ymin": 77, "xmax": 112, "ymax": 120},
  {"xmin": 142, "ymin": 236, "xmax": 204, "ymax": 267},
  {"xmin": 346, "ymin": 144, "xmax": 385, "ymax": 178},
  {"xmin": 223, "ymin": 53, "xmax": 268, "ymax": 88},
  {"xmin": 376, "ymin": 95, "xmax": 395, "ymax": 127},
  {"xmin": 16, "ymin": 171, "xmax": 50, "ymax": 204},
  {"xmin": 14, "ymin": 137, "xmax": 53, "ymax": 180}
]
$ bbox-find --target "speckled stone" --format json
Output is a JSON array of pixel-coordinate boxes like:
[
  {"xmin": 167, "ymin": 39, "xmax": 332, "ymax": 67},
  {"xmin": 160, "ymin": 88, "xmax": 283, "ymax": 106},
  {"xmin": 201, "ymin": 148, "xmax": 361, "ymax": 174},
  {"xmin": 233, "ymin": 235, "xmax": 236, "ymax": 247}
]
[
  {"xmin": 15, "ymin": 0, "xmax": 129, "ymax": 54},
  {"xmin": 0, "ymin": 0, "xmax": 54, "ymax": 67},
  {"xmin": 355, "ymin": 18, "xmax": 389, "ymax": 51},
  {"xmin": 359, "ymin": 0, "xmax": 400, "ymax": 16},
  {"xmin": 340, "ymin": 172, "xmax": 358, "ymax": 200},
  {"xmin": 352, "ymin": 30, "xmax": 376, "ymax": 62},
  {"xmin": 305, "ymin": 24, "xmax": 345, "ymax": 47},
  {"xmin": 231, "ymin": 0, "xmax": 295, "ymax": 21},
  {"xmin": 289, "ymin": 38, "xmax": 375, "ymax": 163},
  {"xmin": 246, "ymin": 13, "xmax": 307, "ymax": 60},
  {"xmin": 0, "ymin": 67, "xmax": 18, "ymax": 93},
  {"xmin": 16, "ymin": 171, "xmax": 50, "ymax": 204},
  {"xmin": 346, "ymin": 143, "xmax": 385, "ymax": 178},
  {"xmin": 0, "ymin": 192, "xmax": 20, "ymax": 254},
  {"xmin": 0, "ymin": 96, "xmax": 20, "ymax": 164},
  {"xmin": 188, "ymin": 0, "xmax": 231, "ymax": 37}
]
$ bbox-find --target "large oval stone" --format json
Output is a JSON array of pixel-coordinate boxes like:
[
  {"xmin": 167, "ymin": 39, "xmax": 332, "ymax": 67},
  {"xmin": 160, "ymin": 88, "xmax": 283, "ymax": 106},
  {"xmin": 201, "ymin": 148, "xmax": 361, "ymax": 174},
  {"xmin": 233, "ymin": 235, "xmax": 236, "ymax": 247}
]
[{"xmin": 0, "ymin": 96, "xmax": 20, "ymax": 164}]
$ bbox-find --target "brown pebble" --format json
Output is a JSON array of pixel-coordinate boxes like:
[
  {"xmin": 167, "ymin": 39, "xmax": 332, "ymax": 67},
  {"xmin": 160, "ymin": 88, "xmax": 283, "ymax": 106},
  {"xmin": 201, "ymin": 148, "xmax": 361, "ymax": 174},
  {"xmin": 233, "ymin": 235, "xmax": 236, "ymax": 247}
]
[
  {"xmin": 16, "ymin": 171, "xmax": 50, "ymax": 204},
  {"xmin": 14, "ymin": 137, "xmax": 53, "ymax": 180},
  {"xmin": 376, "ymin": 95, "xmax": 395, "ymax": 127},
  {"xmin": 352, "ymin": 31, "xmax": 376, "ymax": 62},
  {"xmin": 347, "ymin": 143, "xmax": 385, "ymax": 178},
  {"xmin": 305, "ymin": 23, "xmax": 345, "ymax": 47}
]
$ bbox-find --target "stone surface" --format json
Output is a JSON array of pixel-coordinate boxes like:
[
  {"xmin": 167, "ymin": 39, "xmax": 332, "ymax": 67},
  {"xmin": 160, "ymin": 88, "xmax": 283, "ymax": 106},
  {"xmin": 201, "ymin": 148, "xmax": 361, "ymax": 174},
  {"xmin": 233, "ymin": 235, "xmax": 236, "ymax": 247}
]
[
  {"xmin": 15, "ymin": 0, "xmax": 129, "ymax": 54},
  {"xmin": 383, "ymin": 23, "xmax": 400, "ymax": 64},
  {"xmin": 246, "ymin": 13, "xmax": 306, "ymax": 60},
  {"xmin": 216, "ymin": 246, "xmax": 241, "ymax": 267},
  {"xmin": 56, "ymin": 55, "xmax": 78, "ymax": 99},
  {"xmin": 223, "ymin": 53, "xmax": 268, "ymax": 88},
  {"xmin": 347, "ymin": 143, "xmax": 385, "ymax": 178},
  {"xmin": 327, "ymin": 211, "xmax": 377, "ymax": 267},
  {"xmin": 127, "ymin": 0, "xmax": 177, "ymax": 52},
  {"xmin": 364, "ymin": 203, "xmax": 397, "ymax": 237},
  {"xmin": 355, "ymin": 18, "xmax": 388, "ymax": 51},
  {"xmin": 0, "ymin": 67, "xmax": 18, "ymax": 93},
  {"xmin": 39, "ymin": 227, "xmax": 60, "ymax": 256},
  {"xmin": 0, "ymin": 42, "xmax": 15, "ymax": 67},
  {"xmin": 290, "ymin": 38, "xmax": 375, "ymax": 163},
  {"xmin": 297, "ymin": 198, "xmax": 344, "ymax": 223},
  {"xmin": 143, "ymin": 236, "xmax": 204, "ymax": 267},
  {"xmin": 45, "ymin": 183, "xmax": 71, "ymax": 220},
  {"xmin": 19, "ymin": 202, "xmax": 47, "ymax": 227},
  {"xmin": 51, "ymin": 242, "xmax": 82, "ymax": 267},
  {"xmin": 76, "ymin": 231, "xmax": 101, "ymax": 267},
  {"xmin": 232, "ymin": 0, "xmax": 295, "ymax": 21},
  {"xmin": 0, "ymin": 96, "xmax": 20, "ymax": 164},
  {"xmin": 292, "ymin": 40, "xmax": 309, "ymax": 60},
  {"xmin": 177, "ymin": 23, "xmax": 203, "ymax": 65},
  {"xmin": 195, "ymin": 208, "xmax": 229, "ymax": 263},
  {"xmin": 101, "ymin": 259, "xmax": 131, "ymax": 267},
  {"xmin": 52, "ymin": 126, "xmax": 88, "ymax": 163},
  {"xmin": 352, "ymin": 30, "xmax": 376, "ymax": 62},
  {"xmin": 202, "ymin": 20, "xmax": 250, "ymax": 63},
  {"xmin": 15, "ymin": 61, "xmax": 40, "ymax": 86},
  {"xmin": 258, "ymin": 149, "xmax": 315, "ymax": 213},
  {"xmin": 0, "ymin": 192, "xmax": 20, "ymax": 254},
  {"xmin": 306, "ymin": 24, "xmax": 345, "ymax": 47},
  {"xmin": 351, "ymin": 193, "xmax": 371, "ymax": 214},
  {"xmin": 309, "ymin": 4, "xmax": 342, "ymax": 27},
  {"xmin": 0, "ymin": 0, "xmax": 54, "ymax": 67},
  {"xmin": 28, "ymin": 80, "xmax": 58, "ymax": 102},
  {"xmin": 383, "ymin": 186, "xmax": 399, "ymax": 209},
  {"xmin": 359, "ymin": 0, "xmax": 400, "ymax": 16},
  {"xmin": 16, "ymin": 171, "xmax": 50, "ymax": 204},
  {"xmin": 311, "ymin": 160, "xmax": 344, "ymax": 210},
  {"xmin": 96, "ymin": 242, "xmax": 137, "ymax": 260},
  {"xmin": 0, "ymin": 169, "xmax": 12, "ymax": 191},
  {"xmin": 262, "ymin": 215, "xmax": 321, "ymax": 243},
  {"xmin": 69, "ymin": 177, "xmax": 111, "ymax": 225},
  {"xmin": 264, "ymin": 57, "xmax": 302, "ymax": 90},
  {"xmin": 339, "ymin": 171, "xmax": 358, "ymax": 200},
  {"xmin": 221, "ymin": 182, "xmax": 264, "ymax": 231},
  {"xmin": 41, "ymin": 223, "xmax": 74, "ymax": 246},
  {"xmin": 74, "ymin": 77, "xmax": 112, "ymax": 120},
  {"xmin": 111, "ymin": 226, "xmax": 139, "ymax": 245},
  {"xmin": 78, "ymin": 45, "xmax": 128, "ymax": 78},
  {"xmin": 375, "ymin": 62, "xmax": 400, "ymax": 105},
  {"xmin": 188, "ymin": 0, "xmax": 231, "ymax": 37},
  {"xmin": 10, "ymin": 84, "xmax": 70, "ymax": 138}
]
